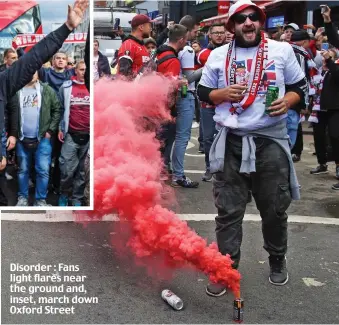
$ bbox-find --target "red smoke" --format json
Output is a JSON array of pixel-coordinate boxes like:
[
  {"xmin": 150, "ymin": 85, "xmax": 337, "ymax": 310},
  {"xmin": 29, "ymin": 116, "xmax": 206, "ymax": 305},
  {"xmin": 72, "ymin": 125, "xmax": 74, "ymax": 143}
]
[{"xmin": 86, "ymin": 75, "xmax": 241, "ymax": 296}]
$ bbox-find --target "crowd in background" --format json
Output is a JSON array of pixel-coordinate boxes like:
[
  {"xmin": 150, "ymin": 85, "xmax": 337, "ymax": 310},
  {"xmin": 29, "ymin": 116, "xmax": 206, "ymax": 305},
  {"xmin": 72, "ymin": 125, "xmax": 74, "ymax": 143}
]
[
  {"xmin": 93, "ymin": 4, "xmax": 339, "ymax": 191},
  {"xmin": 0, "ymin": 40, "xmax": 90, "ymax": 207}
]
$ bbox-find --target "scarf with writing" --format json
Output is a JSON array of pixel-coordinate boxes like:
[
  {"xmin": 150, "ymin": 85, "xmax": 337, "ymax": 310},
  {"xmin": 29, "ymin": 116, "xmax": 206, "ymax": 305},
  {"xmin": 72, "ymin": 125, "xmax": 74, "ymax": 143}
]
[{"xmin": 223, "ymin": 31, "xmax": 267, "ymax": 129}]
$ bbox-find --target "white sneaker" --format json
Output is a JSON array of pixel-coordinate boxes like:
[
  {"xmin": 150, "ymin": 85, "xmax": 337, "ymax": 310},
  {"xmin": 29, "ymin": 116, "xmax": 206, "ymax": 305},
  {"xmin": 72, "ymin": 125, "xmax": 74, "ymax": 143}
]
[
  {"xmin": 16, "ymin": 196, "xmax": 29, "ymax": 206},
  {"xmin": 192, "ymin": 122, "xmax": 199, "ymax": 129}
]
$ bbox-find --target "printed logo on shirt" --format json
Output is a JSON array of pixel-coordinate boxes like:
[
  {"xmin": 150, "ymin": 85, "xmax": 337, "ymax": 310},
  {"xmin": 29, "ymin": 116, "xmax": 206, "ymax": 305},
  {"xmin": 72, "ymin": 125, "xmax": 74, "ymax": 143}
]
[
  {"xmin": 142, "ymin": 56, "xmax": 150, "ymax": 63},
  {"xmin": 234, "ymin": 60, "xmax": 250, "ymax": 85},
  {"xmin": 23, "ymin": 93, "xmax": 38, "ymax": 109},
  {"xmin": 70, "ymin": 94, "xmax": 90, "ymax": 105},
  {"xmin": 259, "ymin": 60, "xmax": 276, "ymax": 95}
]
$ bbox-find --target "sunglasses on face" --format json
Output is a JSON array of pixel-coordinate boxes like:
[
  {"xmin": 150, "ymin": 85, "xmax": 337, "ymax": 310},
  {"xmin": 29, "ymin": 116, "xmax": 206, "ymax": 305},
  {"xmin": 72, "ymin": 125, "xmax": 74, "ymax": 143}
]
[{"xmin": 233, "ymin": 12, "xmax": 260, "ymax": 24}]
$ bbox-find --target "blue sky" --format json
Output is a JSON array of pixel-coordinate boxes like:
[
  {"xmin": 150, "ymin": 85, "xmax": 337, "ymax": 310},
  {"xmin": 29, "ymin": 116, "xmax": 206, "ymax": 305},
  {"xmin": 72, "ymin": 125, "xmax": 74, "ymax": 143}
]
[{"xmin": 38, "ymin": 0, "xmax": 71, "ymax": 34}]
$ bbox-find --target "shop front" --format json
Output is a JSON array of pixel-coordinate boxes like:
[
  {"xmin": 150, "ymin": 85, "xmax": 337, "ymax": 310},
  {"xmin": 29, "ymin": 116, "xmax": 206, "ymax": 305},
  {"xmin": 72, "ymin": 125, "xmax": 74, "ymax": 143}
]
[{"xmin": 199, "ymin": 0, "xmax": 308, "ymax": 31}]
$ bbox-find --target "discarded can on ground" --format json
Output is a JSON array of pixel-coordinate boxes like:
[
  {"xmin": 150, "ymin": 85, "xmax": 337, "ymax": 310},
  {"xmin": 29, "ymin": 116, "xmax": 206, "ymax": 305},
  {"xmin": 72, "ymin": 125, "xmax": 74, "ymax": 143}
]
[
  {"xmin": 265, "ymin": 85, "xmax": 279, "ymax": 115},
  {"xmin": 233, "ymin": 298, "xmax": 244, "ymax": 323},
  {"xmin": 161, "ymin": 289, "xmax": 184, "ymax": 310}
]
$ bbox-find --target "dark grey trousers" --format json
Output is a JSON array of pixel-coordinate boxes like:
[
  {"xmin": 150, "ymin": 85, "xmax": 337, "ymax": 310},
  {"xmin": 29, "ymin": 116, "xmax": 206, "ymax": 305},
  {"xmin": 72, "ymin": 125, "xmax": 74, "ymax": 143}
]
[{"xmin": 213, "ymin": 133, "xmax": 291, "ymax": 268}]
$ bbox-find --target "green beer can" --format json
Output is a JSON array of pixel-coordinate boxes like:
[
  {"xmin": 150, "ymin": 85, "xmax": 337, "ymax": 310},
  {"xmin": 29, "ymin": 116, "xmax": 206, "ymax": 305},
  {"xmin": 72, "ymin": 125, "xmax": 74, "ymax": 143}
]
[{"xmin": 265, "ymin": 86, "xmax": 279, "ymax": 115}]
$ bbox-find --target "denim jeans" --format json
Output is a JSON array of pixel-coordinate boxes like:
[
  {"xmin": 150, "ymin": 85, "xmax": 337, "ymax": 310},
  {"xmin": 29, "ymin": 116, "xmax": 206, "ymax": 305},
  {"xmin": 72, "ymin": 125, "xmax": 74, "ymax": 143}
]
[
  {"xmin": 172, "ymin": 93, "xmax": 195, "ymax": 178},
  {"xmin": 201, "ymin": 107, "xmax": 217, "ymax": 170},
  {"xmin": 198, "ymin": 117, "xmax": 204, "ymax": 148},
  {"xmin": 59, "ymin": 133, "xmax": 89, "ymax": 203},
  {"xmin": 286, "ymin": 110, "xmax": 299, "ymax": 149},
  {"xmin": 16, "ymin": 138, "xmax": 52, "ymax": 200},
  {"xmin": 213, "ymin": 134, "xmax": 291, "ymax": 268}
]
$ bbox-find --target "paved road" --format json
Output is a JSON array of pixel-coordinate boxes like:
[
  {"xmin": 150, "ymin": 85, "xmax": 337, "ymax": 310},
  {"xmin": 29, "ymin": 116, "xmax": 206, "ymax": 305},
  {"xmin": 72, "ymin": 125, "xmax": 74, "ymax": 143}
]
[
  {"xmin": 2, "ymin": 128, "xmax": 339, "ymax": 324},
  {"xmin": 2, "ymin": 221, "xmax": 339, "ymax": 324}
]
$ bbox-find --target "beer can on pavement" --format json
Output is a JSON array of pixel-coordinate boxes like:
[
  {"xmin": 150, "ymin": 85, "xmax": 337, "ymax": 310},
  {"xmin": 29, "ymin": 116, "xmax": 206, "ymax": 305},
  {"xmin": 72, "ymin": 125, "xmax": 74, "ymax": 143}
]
[
  {"xmin": 161, "ymin": 289, "xmax": 184, "ymax": 310},
  {"xmin": 265, "ymin": 86, "xmax": 279, "ymax": 115},
  {"xmin": 233, "ymin": 298, "xmax": 244, "ymax": 323}
]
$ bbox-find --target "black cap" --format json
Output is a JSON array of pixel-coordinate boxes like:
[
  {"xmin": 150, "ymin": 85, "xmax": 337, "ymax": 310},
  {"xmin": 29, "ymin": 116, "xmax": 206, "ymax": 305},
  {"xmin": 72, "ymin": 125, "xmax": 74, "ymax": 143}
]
[{"xmin": 291, "ymin": 29, "xmax": 311, "ymax": 42}]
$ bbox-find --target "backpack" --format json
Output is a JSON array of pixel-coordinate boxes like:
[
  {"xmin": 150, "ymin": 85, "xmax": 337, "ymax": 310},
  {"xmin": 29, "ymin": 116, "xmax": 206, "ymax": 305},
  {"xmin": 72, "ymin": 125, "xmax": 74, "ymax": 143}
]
[{"xmin": 136, "ymin": 52, "xmax": 178, "ymax": 78}]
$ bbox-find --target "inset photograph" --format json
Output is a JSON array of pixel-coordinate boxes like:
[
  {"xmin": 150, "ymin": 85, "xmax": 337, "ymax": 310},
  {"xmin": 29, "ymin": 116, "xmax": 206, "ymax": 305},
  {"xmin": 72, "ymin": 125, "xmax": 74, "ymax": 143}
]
[{"xmin": 0, "ymin": 0, "xmax": 91, "ymax": 208}]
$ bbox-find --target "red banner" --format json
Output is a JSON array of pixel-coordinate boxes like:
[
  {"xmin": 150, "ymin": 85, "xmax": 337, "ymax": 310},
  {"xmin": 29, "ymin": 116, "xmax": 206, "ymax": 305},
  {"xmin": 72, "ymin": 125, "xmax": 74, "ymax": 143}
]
[
  {"xmin": 218, "ymin": 0, "xmax": 230, "ymax": 15},
  {"xmin": 14, "ymin": 33, "xmax": 87, "ymax": 48}
]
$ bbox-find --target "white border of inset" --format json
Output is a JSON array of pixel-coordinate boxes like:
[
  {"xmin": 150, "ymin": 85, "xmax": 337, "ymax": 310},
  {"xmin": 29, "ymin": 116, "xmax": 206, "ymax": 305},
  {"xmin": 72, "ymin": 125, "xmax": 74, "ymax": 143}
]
[
  {"xmin": 0, "ymin": 2, "xmax": 95, "ymax": 212},
  {"xmin": 1, "ymin": 213, "xmax": 339, "ymax": 225}
]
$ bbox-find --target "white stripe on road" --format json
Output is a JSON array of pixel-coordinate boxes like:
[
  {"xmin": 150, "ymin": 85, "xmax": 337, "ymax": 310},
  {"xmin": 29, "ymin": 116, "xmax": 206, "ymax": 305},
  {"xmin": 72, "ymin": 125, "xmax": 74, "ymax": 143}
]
[
  {"xmin": 184, "ymin": 170, "xmax": 206, "ymax": 174},
  {"xmin": 1, "ymin": 212, "xmax": 339, "ymax": 225}
]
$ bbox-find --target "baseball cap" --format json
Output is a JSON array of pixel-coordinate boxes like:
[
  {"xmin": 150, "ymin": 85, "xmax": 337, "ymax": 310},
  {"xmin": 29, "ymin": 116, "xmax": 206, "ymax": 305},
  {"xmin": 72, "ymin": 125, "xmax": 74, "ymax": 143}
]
[
  {"xmin": 291, "ymin": 29, "xmax": 310, "ymax": 42},
  {"xmin": 284, "ymin": 23, "xmax": 299, "ymax": 31},
  {"xmin": 130, "ymin": 14, "xmax": 154, "ymax": 28},
  {"xmin": 226, "ymin": 0, "xmax": 266, "ymax": 31}
]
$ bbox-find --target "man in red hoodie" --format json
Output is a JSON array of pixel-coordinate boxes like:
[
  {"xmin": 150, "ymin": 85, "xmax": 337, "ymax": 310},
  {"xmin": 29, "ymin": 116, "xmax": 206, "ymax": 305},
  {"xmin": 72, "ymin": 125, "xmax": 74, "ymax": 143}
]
[
  {"xmin": 58, "ymin": 61, "xmax": 90, "ymax": 206},
  {"xmin": 156, "ymin": 24, "xmax": 189, "ymax": 176}
]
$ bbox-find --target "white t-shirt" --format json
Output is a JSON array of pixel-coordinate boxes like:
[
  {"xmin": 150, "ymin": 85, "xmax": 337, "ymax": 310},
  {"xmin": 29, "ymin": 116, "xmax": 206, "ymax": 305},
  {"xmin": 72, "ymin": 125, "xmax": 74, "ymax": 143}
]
[
  {"xmin": 199, "ymin": 39, "xmax": 305, "ymax": 131},
  {"xmin": 178, "ymin": 45, "xmax": 195, "ymax": 91},
  {"xmin": 93, "ymin": 55, "xmax": 99, "ymax": 80}
]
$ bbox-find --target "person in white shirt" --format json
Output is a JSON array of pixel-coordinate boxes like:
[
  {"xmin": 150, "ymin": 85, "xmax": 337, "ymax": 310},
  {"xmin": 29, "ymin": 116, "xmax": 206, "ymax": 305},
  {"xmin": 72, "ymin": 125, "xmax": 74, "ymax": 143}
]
[{"xmin": 198, "ymin": 0, "xmax": 307, "ymax": 296}]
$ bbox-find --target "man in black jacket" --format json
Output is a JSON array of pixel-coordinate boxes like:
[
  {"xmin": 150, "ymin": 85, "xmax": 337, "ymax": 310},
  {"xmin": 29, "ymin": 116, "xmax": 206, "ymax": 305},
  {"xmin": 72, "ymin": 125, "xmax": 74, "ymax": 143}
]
[
  {"xmin": 0, "ymin": 49, "xmax": 19, "ymax": 205},
  {"xmin": 93, "ymin": 39, "xmax": 111, "ymax": 80},
  {"xmin": 0, "ymin": 0, "xmax": 89, "ymax": 171},
  {"xmin": 0, "ymin": 49, "xmax": 19, "ymax": 153}
]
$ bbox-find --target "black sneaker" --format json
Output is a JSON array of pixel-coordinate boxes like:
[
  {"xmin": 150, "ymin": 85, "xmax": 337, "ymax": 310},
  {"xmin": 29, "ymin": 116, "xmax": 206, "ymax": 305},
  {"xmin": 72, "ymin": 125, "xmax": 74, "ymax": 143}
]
[
  {"xmin": 332, "ymin": 183, "xmax": 339, "ymax": 190},
  {"xmin": 198, "ymin": 145, "xmax": 204, "ymax": 154},
  {"xmin": 310, "ymin": 164, "xmax": 328, "ymax": 175},
  {"xmin": 206, "ymin": 283, "xmax": 227, "ymax": 297},
  {"xmin": 171, "ymin": 176, "xmax": 199, "ymax": 188},
  {"xmin": 202, "ymin": 170, "xmax": 212, "ymax": 182},
  {"xmin": 268, "ymin": 256, "xmax": 289, "ymax": 286},
  {"xmin": 336, "ymin": 166, "xmax": 339, "ymax": 180},
  {"xmin": 292, "ymin": 154, "xmax": 300, "ymax": 162}
]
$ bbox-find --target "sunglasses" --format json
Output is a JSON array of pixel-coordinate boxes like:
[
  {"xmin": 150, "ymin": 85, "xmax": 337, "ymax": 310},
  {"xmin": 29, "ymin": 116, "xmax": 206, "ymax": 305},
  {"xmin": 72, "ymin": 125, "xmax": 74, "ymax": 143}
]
[{"xmin": 233, "ymin": 12, "xmax": 260, "ymax": 24}]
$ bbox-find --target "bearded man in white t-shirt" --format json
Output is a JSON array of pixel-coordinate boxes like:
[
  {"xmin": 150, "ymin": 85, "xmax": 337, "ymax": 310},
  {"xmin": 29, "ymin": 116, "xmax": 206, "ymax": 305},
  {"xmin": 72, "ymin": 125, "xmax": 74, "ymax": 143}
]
[{"xmin": 198, "ymin": 0, "xmax": 307, "ymax": 296}]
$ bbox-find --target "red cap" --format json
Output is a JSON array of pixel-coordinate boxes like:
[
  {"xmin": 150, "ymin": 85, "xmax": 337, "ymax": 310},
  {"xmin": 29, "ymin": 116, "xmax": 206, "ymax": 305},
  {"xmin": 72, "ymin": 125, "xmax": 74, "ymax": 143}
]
[
  {"xmin": 130, "ymin": 14, "xmax": 154, "ymax": 28},
  {"xmin": 226, "ymin": 0, "xmax": 266, "ymax": 32}
]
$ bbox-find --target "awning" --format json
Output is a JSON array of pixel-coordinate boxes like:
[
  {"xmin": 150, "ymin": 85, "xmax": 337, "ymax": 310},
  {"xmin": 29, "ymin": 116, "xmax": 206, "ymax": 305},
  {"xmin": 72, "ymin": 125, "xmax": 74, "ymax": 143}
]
[{"xmin": 199, "ymin": 0, "xmax": 284, "ymax": 28}]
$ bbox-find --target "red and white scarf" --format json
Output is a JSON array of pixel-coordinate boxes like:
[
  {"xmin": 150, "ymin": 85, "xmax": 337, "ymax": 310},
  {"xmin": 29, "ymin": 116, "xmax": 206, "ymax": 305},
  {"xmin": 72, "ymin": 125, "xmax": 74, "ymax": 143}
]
[
  {"xmin": 223, "ymin": 31, "xmax": 267, "ymax": 129},
  {"xmin": 308, "ymin": 70, "xmax": 327, "ymax": 124}
]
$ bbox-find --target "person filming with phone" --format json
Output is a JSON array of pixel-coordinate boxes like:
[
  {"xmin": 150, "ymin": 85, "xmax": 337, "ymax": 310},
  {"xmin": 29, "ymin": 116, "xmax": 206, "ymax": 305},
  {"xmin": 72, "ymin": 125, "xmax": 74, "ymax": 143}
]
[
  {"xmin": 321, "ymin": 4, "xmax": 339, "ymax": 49},
  {"xmin": 308, "ymin": 5, "xmax": 339, "ymax": 190},
  {"xmin": 309, "ymin": 45, "xmax": 339, "ymax": 190}
]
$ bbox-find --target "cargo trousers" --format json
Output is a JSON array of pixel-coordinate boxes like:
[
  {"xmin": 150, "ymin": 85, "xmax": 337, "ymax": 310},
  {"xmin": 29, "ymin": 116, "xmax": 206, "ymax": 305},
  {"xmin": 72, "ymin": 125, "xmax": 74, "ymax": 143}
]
[{"xmin": 213, "ymin": 133, "xmax": 292, "ymax": 268}]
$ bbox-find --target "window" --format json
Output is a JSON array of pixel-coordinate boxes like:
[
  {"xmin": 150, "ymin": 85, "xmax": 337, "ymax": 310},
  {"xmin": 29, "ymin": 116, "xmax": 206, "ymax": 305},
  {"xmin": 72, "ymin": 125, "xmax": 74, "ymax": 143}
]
[{"xmin": 1, "ymin": 6, "xmax": 41, "ymax": 36}]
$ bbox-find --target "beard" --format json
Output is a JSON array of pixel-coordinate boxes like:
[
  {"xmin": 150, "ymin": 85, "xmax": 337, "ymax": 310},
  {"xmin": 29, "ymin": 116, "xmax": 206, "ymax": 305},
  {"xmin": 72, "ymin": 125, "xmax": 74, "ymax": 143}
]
[
  {"xmin": 142, "ymin": 32, "xmax": 150, "ymax": 39},
  {"xmin": 234, "ymin": 27, "xmax": 261, "ymax": 48}
]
